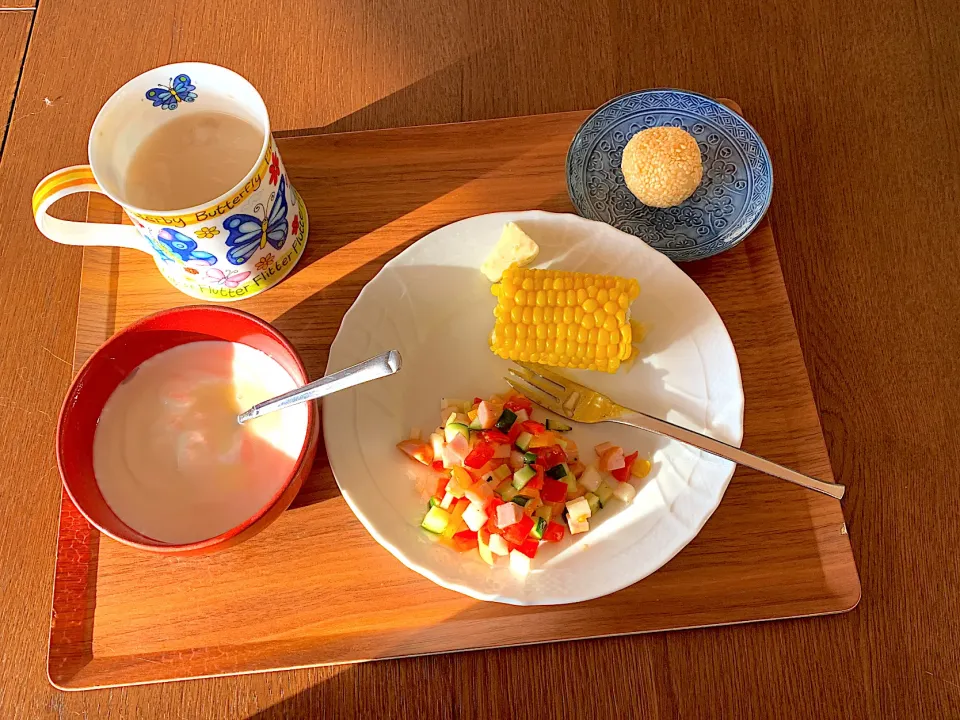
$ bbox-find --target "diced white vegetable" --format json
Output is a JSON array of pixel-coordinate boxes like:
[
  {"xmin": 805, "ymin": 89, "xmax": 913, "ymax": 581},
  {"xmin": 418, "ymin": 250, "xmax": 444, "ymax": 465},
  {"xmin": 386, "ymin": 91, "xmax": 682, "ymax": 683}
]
[
  {"xmin": 440, "ymin": 406, "xmax": 457, "ymax": 425},
  {"xmin": 578, "ymin": 465, "xmax": 602, "ymax": 492},
  {"xmin": 445, "ymin": 476, "xmax": 465, "ymax": 498},
  {"xmin": 509, "ymin": 549, "xmax": 532, "ymax": 575},
  {"xmin": 493, "ymin": 443, "xmax": 511, "ymax": 459},
  {"xmin": 488, "ymin": 534, "xmax": 510, "ymax": 556},
  {"xmin": 478, "ymin": 401, "xmax": 501, "ymax": 429},
  {"xmin": 601, "ymin": 447, "xmax": 625, "ymax": 472},
  {"xmin": 514, "ymin": 409, "xmax": 530, "ymax": 423},
  {"xmin": 462, "ymin": 503, "xmax": 489, "ymax": 532},
  {"xmin": 496, "ymin": 502, "xmax": 525, "ymax": 528},
  {"xmin": 594, "ymin": 441, "xmax": 615, "ymax": 456},
  {"xmin": 430, "ymin": 432, "xmax": 445, "ymax": 459},
  {"xmin": 441, "ymin": 398, "xmax": 467, "ymax": 410},
  {"xmin": 447, "ymin": 433, "xmax": 470, "ymax": 462},
  {"xmin": 441, "ymin": 444, "xmax": 457, "ymax": 469},
  {"xmin": 465, "ymin": 481, "xmax": 493, "ymax": 505},
  {"xmin": 567, "ymin": 515, "xmax": 589, "ymax": 535},
  {"xmin": 440, "ymin": 492, "xmax": 455, "ymax": 510},
  {"xmin": 565, "ymin": 496, "xmax": 592, "ymax": 522},
  {"xmin": 509, "ymin": 451, "xmax": 525, "ymax": 469},
  {"xmin": 409, "ymin": 427, "xmax": 422, "ymax": 441},
  {"xmin": 613, "ymin": 481, "xmax": 637, "ymax": 503}
]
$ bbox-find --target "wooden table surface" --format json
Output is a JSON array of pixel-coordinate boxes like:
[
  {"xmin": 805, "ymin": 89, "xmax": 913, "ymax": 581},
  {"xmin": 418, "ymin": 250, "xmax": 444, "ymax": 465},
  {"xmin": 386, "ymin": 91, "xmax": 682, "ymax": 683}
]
[{"xmin": 1, "ymin": 0, "xmax": 957, "ymax": 717}]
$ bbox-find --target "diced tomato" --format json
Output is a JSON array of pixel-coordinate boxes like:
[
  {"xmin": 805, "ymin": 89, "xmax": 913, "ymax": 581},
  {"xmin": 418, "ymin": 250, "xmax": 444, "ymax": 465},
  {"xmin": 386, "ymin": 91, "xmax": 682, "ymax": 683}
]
[
  {"xmin": 473, "ymin": 397, "xmax": 483, "ymax": 405},
  {"xmin": 464, "ymin": 441, "xmax": 495, "ymax": 469},
  {"xmin": 485, "ymin": 496, "xmax": 505, "ymax": 515},
  {"xmin": 453, "ymin": 530, "xmax": 479, "ymax": 552},
  {"xmin": 534, "ymin": 445, "xmax": 567, "ymax": 470},
  {"xmin": 482, "ymin": 429, "xmax": 511, "ymax": 444},
  {"xmin": 521, "ymin": 420, "xmax": 546, "ymax": 435},
  {"xmin": 431, "ymin": 460, "xmax": 444, "ymax": 472},
  {"xmin": 396, "ymin": 439, "xmax": 434, "ymax": 465},
  {"xmin": 504, "ymin": 396, "xmax": 533, "ymax": 414},
  {"xmin": 516, "ymin": 537, "xmax": 540, "ymax": 558},
  {"xmin": 507, "ymin": 421, "xmax": 524, "ymax": 444},
  {"xmin": 612, "ymin": 451, "xmax": 639, "ymax": 482},
  {"xmin": 503, "ymin": 514, "xmax": 535, "ymax": 545},
  {"xmin": 541, "ymin": 478, "xmax": 567, "ymax": 503},
  {"xmin": 543, "ymin": 522, "xmax": 565, "ymax": 543},
  {"xmin": 436, "ymin": 476, "xmax": 450, "ymax": 496}
]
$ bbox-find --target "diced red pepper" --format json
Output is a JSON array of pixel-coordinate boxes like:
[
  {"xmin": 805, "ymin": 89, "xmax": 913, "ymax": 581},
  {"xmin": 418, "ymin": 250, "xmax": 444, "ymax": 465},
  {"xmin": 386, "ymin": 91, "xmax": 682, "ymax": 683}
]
[
  {"xmin": 525, "ymin": 464, "xmax": 545, "ymax": 491},
  {"xmin": 473, "ymin": 397, "xmax": 483, "ymax": 405},
  {"xmin": 541, "ymin": 478, "xmax": 567, "ymax": 503},
  {"xmin": 612, "ymin": 451, "xmax": 639, "ymax": 482},
  {"xmin": 507, "ymin": 421, "xmax": 524, "ymax": 444},
  {"xmin": 504, "ymin": 396, "xmax": 533, "ymax": 414},
  {"xmin": 542, "ymin": 522, "xmax": 565, "ymax": 543},
  {"xmin": 516, "ymin": 537, "xmax": 540, "ymax": 558},
  {"xmin": 464, "ymin": 441, "xmax": 495, "ymax": 469},
  {"xmin": 436, "ymin": 476, "xmax": 450, "ymax": 496},
  {"xmin": 431, "ymin": 460, "xmax": 444, "ymax": 471},
  {"xmin": 482, "ymin": 429, "xmax": 511, "ymax": 444},
  {"xmin": 503, "ymin": 514, "xmax": 535, "ymax": 545},
  {"xmin": 521, "ymin": 420, "xmax": 546, "ymax": 435},
  {"xmin": 453, "ymin": 530, "xmax": 479, "ymax": 552},
  {"xmin": 534, "ymin": 445, "xmax": 567, "ymax": 470}
]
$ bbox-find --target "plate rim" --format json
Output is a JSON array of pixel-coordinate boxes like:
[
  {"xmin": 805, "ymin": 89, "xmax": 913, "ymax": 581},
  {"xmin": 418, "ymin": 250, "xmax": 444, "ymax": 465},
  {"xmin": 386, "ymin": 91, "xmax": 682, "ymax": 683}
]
[
  {"xmin": 324, "ymin": 209, "xmax": 745, "ymax": 605},
  {"xmin": 565, "ymin": 88, "xmax": 774, "ymax": 261}
]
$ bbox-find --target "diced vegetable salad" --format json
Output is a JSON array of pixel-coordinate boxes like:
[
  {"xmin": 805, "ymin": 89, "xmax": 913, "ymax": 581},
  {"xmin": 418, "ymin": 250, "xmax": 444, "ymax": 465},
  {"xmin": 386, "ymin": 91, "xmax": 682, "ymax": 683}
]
[{"xmin": 396, "ymin": 392, "xmax": 651, "ymax": 573}]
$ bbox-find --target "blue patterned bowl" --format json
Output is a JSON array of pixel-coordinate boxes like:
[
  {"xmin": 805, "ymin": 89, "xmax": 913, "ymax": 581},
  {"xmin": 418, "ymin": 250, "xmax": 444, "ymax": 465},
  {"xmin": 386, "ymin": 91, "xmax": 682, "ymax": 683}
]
[{"xmin": 566, "ymin": 89, "xmax": 773, "ymax": 262}]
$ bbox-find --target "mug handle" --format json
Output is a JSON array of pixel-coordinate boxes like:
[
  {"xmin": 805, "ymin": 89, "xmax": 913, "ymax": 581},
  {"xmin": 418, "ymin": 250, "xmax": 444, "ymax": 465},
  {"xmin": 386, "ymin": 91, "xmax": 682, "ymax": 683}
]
[{"xmin": 33, "ymin": 165, "xmax": 148, "ymax": 252}]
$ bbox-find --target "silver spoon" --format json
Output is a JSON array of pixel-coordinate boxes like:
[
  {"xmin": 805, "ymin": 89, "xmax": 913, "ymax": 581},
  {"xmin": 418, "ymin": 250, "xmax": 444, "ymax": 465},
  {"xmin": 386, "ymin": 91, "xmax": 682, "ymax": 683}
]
[{"xmin": 237, "ymin": 350, "xmax": 402, "ymax": 424}]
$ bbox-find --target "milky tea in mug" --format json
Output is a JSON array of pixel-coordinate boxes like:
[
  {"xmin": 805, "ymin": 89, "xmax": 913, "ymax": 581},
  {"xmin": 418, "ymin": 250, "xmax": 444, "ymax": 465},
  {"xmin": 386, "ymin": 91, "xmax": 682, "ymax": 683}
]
[{"xmin": 33, "ymin": 63, "xmax": 309, "ymax": 301}]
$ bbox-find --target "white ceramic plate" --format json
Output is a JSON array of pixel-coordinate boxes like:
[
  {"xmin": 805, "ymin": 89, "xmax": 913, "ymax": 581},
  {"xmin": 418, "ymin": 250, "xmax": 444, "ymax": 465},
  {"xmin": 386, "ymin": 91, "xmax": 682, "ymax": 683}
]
[{"xmin": 324, "ymin": 211, "xmax": 743, "ymax": 605}]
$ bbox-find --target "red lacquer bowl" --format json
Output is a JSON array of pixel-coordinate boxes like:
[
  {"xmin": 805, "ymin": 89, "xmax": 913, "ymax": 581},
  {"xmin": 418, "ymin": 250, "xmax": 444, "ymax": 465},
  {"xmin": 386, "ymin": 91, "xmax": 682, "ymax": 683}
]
[{"xmin": 56, "ymin": 306, "xmax": 319, "ymax": 555}]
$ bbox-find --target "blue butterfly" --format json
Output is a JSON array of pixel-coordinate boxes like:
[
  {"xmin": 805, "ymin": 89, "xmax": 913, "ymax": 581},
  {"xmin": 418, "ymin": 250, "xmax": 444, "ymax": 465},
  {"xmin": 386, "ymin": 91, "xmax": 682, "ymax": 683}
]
[
  {"xmin": 156, "ymin": 228, "xmax": 217, "ymax": 265},
  {"xmin": 223, "ymin": 175, "xmax": 288, "ymax": 265},
  {"xmin": 145, "ymin": 74, "xmax": 197, "ymax": 110}
]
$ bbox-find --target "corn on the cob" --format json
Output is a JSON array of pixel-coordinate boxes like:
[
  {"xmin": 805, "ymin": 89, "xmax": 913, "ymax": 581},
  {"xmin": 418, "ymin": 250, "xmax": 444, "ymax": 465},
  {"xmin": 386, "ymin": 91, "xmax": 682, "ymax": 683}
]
[{"xmin": 489, "ymin": 267, "xmax": 639, "ymax": 373}]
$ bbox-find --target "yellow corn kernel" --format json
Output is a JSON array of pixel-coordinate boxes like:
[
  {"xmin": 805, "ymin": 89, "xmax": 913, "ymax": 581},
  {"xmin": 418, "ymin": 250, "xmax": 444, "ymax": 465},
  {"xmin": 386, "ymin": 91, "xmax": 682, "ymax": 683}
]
[
  {"xmin": 577, "ymin": 326, "xmax": 589, "ymax": 343},
  {"xmin": 621, "ymin": 323, "xmax": 632, "ymax": 346},
  {"xmin": 522, "ymin": 307, "xmax": 533, "ymax": 324},
  {"xmin": 535, "ymin": 290, "xmax": 546, "ymax": 307},
  {"xmin": 581, "ymin": 313, "xmax": 596, "ymax": 330},
  {"xmin": 588, "ymin": 328, "xmax": 599, "ymax": 345},
  {"xmin": 576, "ymin": 288, "xmax": 587, "ymax": 304},
  {"xmin": 597, "ymin": 328, "xmax": 610, "ymax": 345},
  {"xmin": 536, "ymin": 324, "xmax": 547, "ymax": 340},
  {"xmin": 618, "ymin": 293, "xmax": 630, "ymax": 309},
  {"xmin": 594, "ymin": 309, "xmax": 606, "ymax": 326},
  {"xmin": 491, "ymin": 283, "xmax": 501, "ymax": 297},
  {"xmin": 522, "ymin": 277, "xmax": 534, "ymax": 291},
  {"xmin": 604, "ymin": 300, "xmax": 618, "ymax": 315},
  {"xmin": 596, "ymin": 288, "xmax": 609, "ymax": 305},
  {"xmin": 504, "ymin": 324, "xmax": 516, "ymax": 339},
  {"xmin": 547, "ymin": 324, "xmax": 556, "ymax": 339},
  {"xmin": 565, "ymin": 324, "xmax": 577, "ymax": 341},
  {"xmin": 632, "ymin": 458, "xmax": 652, "ymax": 478},
  {"xmin": 615, "ymin": 309, "xmax": 626, "ymax": 324},
  {"xmin": 530, "ymin": 352, "xmax": 540, "ymax": 362},
  {"xmin": 596, "ymin": 344, "xmax": 608, "ymax": 360},
  {"xmin": 608, "ymin": 286, "xmax": 620, "ymax": 301},
  {"xmin": 582, "ymin": 298, "xmax": 599, "ymax": 313},
  {"xmin": 517, "ymin": 323, "xmax": 528, "ymax": 338},
  {"xmin": 547, "ymin": 289, "xmax": 557, "ymax": 305},
  {"xmin": 573, "ymin": 276, "xmax": 583, "ymax": 290},
  {"xmin": 628, "ymin": 279, "xmax": 640, "ymax": 299},
  {"xmin": 510, "ymin": 306, "xmax": 523, "ymax": 323},
  {"xmin": 603, "ymin": 315, "xmax": 619, "ymax": 332},
  {"xmin": 587, "ymin": 285, "xmax": 598, "ymax": 299},
  {"xmin": 574, "ymin": 307, "xmax": 584, "ymax": 323},
  {"xmin": 513, "ymin": 290, "xmax": 525, "ymax": 306},
  {"xmin": 536, "ymin": 338, "xmax": 546, "ymax": 351},
  {"xmin": 547, "ymin": 353, "xmax": 558, "ymax": 365},
  {"xmin": 563, "ymin": 307, "xmax": 574, "ymax": 324},
  {"xmin": 533, "ymin": 307, "xmax": 544, "ymax": 324},
  {"xmin": 607, "ymin": 357, "xmax": 621, "ymax": 373},
  {"xmin": 566, "ymin": 289, "xmax": 576, "ymax": 306},
  {"xmin": 519, "ymin": 350, "xmax": 530, "ymax": 361}
]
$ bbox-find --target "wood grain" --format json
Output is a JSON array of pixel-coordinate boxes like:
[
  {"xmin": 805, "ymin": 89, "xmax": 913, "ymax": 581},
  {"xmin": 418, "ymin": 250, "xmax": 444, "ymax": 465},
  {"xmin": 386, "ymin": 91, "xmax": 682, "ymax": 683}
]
[
  {"xmin": 0, "ymin": 10, "xmax": 30, "ymax": 147},
  {"xmin": 49, "ymin": 111, "xmax": 857, "ymax": 689},
  {"xmin": 1, "ymin": 0, "xmax": 958, "ymax": 716}
]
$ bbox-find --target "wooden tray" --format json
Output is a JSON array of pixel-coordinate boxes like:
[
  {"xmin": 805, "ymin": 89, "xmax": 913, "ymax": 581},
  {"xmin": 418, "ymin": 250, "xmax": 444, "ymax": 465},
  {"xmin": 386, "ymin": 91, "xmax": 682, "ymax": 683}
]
[{"xmin": 50, "ymin": 106, "xmax": 860, "ymax": 690}]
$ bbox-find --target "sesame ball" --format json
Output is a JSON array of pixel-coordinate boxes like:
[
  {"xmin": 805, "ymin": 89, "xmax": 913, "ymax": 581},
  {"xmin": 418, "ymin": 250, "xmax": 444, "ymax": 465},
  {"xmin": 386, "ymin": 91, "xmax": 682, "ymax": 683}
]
[{"xmin": 620, "ymin": 126, "xmax": 703, "ymax": 208}]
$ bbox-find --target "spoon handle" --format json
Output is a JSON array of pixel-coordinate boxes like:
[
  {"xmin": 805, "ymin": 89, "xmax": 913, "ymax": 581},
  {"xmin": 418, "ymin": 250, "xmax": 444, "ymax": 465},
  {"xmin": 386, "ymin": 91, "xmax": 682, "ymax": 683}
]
[{"xmin": 238, "ymin": 350, "xmax": 402, "ymax": 424}]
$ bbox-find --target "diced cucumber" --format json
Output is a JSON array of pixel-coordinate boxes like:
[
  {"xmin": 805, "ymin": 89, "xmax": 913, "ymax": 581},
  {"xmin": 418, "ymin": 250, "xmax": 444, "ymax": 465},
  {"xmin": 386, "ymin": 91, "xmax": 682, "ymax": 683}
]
[
  {"xmin": 585, "ymin": 492, "xmax": 601, "ymax": 516},
  {"xmin": 515, "ymin": 431, "xmax": 534, "ymax": 451},
  {"xmin": 595, "ymin": 479, "xmax": 614, "ymax": 507},
  {"xmin": 563, "ymin": 474, "xmax": 578, "ymax": 494},
  {"xmin": 445, "ymin": 411, "xmax": 468, "ymax": 426},
  {"xmin": 512, "ymin": 495, "xmax": 530, "ymax": 507},
  {"xmin": 512, "ymin": 465, "xmax": 536, "ymax": 490},
  {"xmin": 535, "ymin": 505, "xmax": 553, "ymax": 522},
  {"xmin": 495, "ymin": 408, "xmax": 518, "ymax": 431},
  {"xmin": 531, "ymin": 516, "xmax": 548, "ymax": 539},
  {"xmin": 428, "ymin": 496, "xmax": 441, "ymax": 508},
  {"xmin": 500, "ymin": 485, "xmax": 519, "ymax": 502},
  {"xmin": 514, "ymin": 409, "xmax": 530, "ymax": 423},
  {"xmin": 421, "ymin": 506, "xmax": 451, "ymax": 534},
  {"xmin": 493, "ymin": 465, "xmax": 512, "ymax": 482},
  {"xmin": 546, "ymin": 463, "xmax": 570, "ymax": 480},
  {"xmin": 523, "ymin": 451, "xmax": 538, "ymax": 464},
  {"xmin": 545, "ymin": 419, "xmax": 573, "ymax": 432},
  {"xmin": 468, "ymin": 416, "xmax": 483, "ymax": 430},
  {"xmin": 443, "ymin": 423, "xmax": 469, "ymax": 442}
]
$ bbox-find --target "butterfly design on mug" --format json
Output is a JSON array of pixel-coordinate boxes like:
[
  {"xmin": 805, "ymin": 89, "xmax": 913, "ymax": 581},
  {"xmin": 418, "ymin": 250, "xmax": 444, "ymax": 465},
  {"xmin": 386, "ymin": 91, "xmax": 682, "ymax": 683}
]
[
  {"xmin": 222, "ymin": 175, "xmax": 288, "ymax": 265},
  {"xmin": 206, "ymin": 268, "xmax": 251, "ymax": 288},
  {"xmin": 156, "ymin": 228, "xmax": 217, "ymax": 265},
  {"xmin": 145, "ymin": 74, "xmax": 197, "ymax": 110}
]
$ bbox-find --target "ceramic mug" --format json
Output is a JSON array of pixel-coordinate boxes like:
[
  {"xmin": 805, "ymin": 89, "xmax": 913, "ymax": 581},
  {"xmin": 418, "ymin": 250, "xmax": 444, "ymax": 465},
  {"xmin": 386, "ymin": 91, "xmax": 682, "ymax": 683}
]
[{"xmin": 32, "ymin": 62, "xmax": 308, "ymax": 302}]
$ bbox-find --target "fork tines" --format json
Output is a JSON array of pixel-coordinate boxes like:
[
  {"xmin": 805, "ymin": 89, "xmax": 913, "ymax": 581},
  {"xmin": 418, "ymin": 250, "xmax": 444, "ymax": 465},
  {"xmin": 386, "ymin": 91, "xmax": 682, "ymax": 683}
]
[{"xmin": 505, "ymin": 362, "xmax": 579, "ymax": 416}]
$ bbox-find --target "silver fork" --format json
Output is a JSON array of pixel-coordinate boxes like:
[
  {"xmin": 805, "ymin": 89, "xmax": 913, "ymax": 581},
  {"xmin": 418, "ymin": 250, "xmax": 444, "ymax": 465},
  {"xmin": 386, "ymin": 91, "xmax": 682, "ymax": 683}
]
[{"xmin": 506, "ymin": 362, "xmax": 845, "ymax": 500}]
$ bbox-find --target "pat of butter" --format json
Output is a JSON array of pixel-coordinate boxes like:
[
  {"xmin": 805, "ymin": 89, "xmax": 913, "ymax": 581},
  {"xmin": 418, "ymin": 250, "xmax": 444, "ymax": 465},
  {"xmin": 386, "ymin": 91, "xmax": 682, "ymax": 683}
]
[{"xmin": 480, "ymin": 222, "xmax": 539, "ymax": 282}]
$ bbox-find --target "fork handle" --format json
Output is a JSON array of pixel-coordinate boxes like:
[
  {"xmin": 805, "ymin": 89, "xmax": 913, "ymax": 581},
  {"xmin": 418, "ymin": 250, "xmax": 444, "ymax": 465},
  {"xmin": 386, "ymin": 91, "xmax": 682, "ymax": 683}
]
[{"xmin": 613, "ymin": 411, "xmax": 845, "ymax": 500}]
